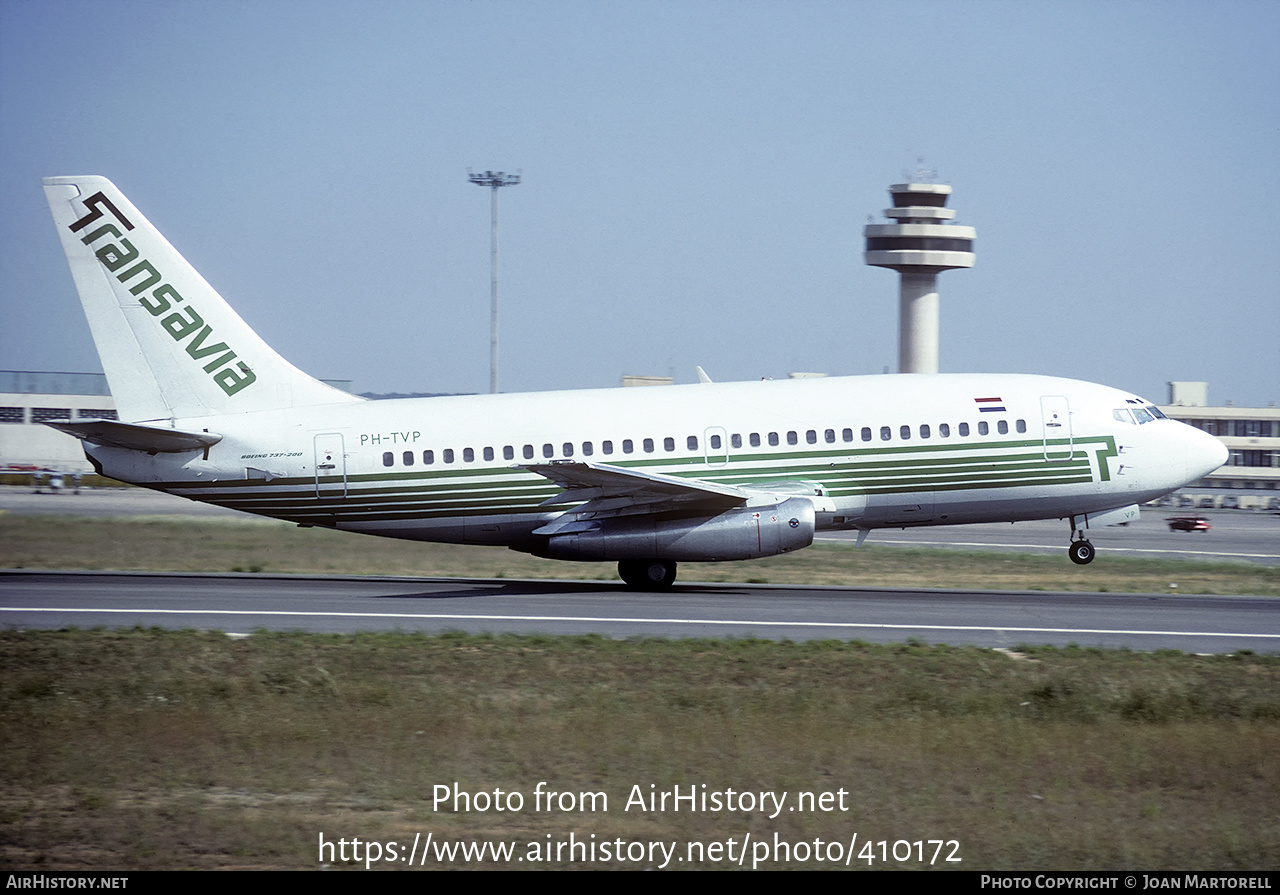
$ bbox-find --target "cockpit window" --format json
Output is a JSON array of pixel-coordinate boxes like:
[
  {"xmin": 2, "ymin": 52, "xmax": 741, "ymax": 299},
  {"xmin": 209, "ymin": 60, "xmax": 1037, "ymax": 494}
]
[{"xmin": 1115, "ymin": 405, "xmax": 1164, "ymax": 425}]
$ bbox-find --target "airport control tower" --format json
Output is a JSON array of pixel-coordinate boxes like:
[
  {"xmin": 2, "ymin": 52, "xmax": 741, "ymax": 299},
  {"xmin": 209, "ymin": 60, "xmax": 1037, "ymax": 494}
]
[{"xmin": 864, "ymin": 181, "xmax": 975, "ymax": 373}]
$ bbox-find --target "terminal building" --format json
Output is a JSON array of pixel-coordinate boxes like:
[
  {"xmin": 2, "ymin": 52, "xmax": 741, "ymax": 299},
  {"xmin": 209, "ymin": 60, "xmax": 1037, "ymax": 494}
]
[
  {"xmin": 1160, "ymin": 381, "xmax": 1280, "ymax": 509},
  {"xmin": 2, "ymin": 371, "xmax": 1275, "ymax": 506},
  {"xmin": 0, "ymin": 371, "xmax": 118, "ymax": 477}
]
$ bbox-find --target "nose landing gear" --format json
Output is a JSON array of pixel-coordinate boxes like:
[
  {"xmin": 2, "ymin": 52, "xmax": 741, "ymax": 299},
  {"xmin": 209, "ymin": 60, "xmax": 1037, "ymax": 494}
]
[{"xmin": 1068, "ymin": 536, "xmax": 1095, "ymax": 565}]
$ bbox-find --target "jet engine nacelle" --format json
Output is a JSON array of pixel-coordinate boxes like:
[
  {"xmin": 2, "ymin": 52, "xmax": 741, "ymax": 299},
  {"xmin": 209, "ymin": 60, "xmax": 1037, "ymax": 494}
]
[{"xmin": 537, "ymin": 497, "xmax": 816, "ymax": 561}]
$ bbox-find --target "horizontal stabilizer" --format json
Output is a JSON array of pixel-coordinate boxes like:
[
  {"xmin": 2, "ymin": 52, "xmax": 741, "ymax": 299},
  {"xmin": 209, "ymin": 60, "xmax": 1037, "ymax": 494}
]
[{"xmin": 43, "ymin": 418, "xmax": 222, "ymax": 454}]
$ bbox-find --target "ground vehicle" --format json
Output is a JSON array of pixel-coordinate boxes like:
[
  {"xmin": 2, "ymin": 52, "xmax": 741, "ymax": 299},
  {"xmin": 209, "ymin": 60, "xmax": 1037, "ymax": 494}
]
[{"xmin": 1166, "ymin": 515, "xmax": 1211, "ymax": 532}]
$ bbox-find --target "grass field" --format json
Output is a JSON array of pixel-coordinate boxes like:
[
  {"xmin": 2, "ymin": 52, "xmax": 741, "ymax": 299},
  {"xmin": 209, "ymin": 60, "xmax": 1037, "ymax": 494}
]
[
  {"xmin": 1, "ymin": 513, "xmax": 1278, "ymax": 870},
  {"xmin": 1, "ymin": 630, "xmax": 1277, "ymax": 870}
]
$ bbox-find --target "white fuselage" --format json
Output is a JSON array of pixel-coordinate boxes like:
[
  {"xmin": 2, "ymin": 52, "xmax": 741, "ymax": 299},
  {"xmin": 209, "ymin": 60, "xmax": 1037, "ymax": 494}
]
[{"xmin": 84, "ymin": 372, "xmax": 1226, "ymax": 556}]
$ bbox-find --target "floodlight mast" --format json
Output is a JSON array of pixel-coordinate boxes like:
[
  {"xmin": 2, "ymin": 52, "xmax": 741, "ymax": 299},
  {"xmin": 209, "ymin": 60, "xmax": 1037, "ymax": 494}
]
[{"xmin": 468, "ymin": 170, "xmax": 521, "ymax": 394}]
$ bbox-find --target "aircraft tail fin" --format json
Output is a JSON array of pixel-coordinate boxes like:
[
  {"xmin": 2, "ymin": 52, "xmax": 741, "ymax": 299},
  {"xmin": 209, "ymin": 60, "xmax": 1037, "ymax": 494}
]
[{"xmin": 43, "ymin": 176, "xmax": 363, "ymax": 422}]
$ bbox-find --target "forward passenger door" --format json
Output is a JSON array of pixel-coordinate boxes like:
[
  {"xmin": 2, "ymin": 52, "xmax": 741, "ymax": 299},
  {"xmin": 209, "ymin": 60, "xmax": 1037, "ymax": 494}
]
[{"xmin": 1040, "ymin": 396, "xmax": 1073, "ymax": 462}]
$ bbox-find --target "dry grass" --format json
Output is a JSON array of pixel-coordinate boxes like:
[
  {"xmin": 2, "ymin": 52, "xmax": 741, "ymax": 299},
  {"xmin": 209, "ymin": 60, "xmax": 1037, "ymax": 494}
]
[{"xmin": 1, "ymin": 630, "xmax": 1277, "ymax": 870}]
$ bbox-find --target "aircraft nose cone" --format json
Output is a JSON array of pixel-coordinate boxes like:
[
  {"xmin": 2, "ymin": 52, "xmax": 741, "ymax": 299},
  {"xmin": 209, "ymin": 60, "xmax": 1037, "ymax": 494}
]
[{"xmin": 1185, "ymin": 426, "xmax": 1228, "ymax": 482}]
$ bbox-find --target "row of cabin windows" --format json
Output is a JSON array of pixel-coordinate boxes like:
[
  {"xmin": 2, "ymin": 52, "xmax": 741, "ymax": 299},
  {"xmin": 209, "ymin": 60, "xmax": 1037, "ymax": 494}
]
[{"xmin": 380, "ymin": 418, "xmax": 1030, "ymax": 468}]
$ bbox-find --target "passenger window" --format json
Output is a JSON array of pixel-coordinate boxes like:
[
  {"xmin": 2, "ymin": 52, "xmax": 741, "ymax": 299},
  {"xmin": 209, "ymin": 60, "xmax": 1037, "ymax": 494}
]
[
  {"xmin": 523, "ymin": 444, "xmax": 534, "ymax": 460},
  {"xmin": 939, "ymin": 424, "xmax": 950, "ymax": 438},
  {"xmin": 503, "ymin": 446, "xmax": 514, "ymax": 461},
  {"xmin": 687, "ymin": 435, "xmax": 698, "ymax": 451},
  {"xmin": 710, "ymin": 434, "xmax": 722, "ymax": 449},
  {"xmin": 1016, "ymin": 419, "xmax": 1026, "ymax": 433},
  {"xmin": 602, "ymin": 440, "xmax": 614, "ymax": 455},
  {"xmin": 443, "ymin": 448, "xmax": 455, "ymax": 463},
  {"xmin": 663, "ymin": 437, "xmax": 675, "ymax": 452},
  {"xmin": 920, "ymin": 424, "xmax": 930, "ymax": 439},
  {"xmin": 483, "ymin": 446, "xmax": 494, "ymax": 462},
  {"xmin": 880, "ymin": 426, "xmax": 891, "ymax": 441},
  {"xmin": 807, "ymin": 430, "xmax": 817, "ymax": 444},
  {"xmin": 786, "ymin": 431, "xmax": 797, "ymax": 445},
  {"xmin": 382, "ymin": 452, "xmax": 394, "ymax": 467},
  {"xmin": 977, "ymin": 421, "xmax": 989, "ymax": 436},
  {"xmin": 543, "ymin": 443, "xmax": 554, "ymax": 458},
  {"xmin": 424, "ymin": 450, "xmax": 435, "ymax": 464},
  {"xmin": 583, "ymin": 441, "xmax": 593, "ymax": 456},
  {"xmin": 623, "ymin": 439, "xmax": 634, "ymax": 454},
  {"xmin": 824, "ymin": 429, "xmax": 835, "ymax": 443},
  {"xmin": 997, "ymin": 420, "xmax": 1008, "ymax": 435},
  {"xmin": 768, "ymin": 432, "xmax": 779, "ymax": 446},
  {"xmin": 563, "ymin": 442, "xmax": 574, "ymax": 457},
  {"xmin": 643, "ymin": 438, "xmax": 654, "ymax": 453},
  {"xmin": 403, "ymin": 450, "xmax": 414, "ymax": 466},
  {"xmin": 959, "ymin": 422, "xmax": 970, "ymax": 437},
  {"xmin": 749, "ymin": 433, "xmax": 760, "ymax": 447},
  {"xmin": 861, "ymin": 427, "xmax": 871, "ymax": 442},
  {"xmin": 900, "ymin": 425, "xmax": 911, "ymax": 440},
  {"xmin": 463, "ymin": 447, "xmax": 474, "ymax": 462}
]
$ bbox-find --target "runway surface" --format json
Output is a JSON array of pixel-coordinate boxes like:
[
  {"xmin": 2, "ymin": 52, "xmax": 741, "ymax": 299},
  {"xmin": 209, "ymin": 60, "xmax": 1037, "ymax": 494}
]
[
  {"xmin": 3, "ymin": 487, "xmax": 1278, "ymax": 652},
  {"xmin": 3, "ymin": 570, "xmax": 1278, "ymax": 653}
]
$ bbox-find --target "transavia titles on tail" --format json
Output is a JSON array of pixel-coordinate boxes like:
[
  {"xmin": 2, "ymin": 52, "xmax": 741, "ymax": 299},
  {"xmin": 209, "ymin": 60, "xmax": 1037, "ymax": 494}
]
[{"xmin": 41, "ymin": 176, "xmax": 1226, "ymax": 589}]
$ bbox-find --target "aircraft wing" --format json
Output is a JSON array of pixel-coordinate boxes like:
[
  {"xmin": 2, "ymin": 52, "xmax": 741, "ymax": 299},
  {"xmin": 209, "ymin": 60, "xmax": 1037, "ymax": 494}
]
[
  {"xmin": 525, "ymin": 461, "xmax": 746, "ymax": 508},
  {"xmin": 42, "ymin": 418, "xmax": 222, "ymax": 454},
  {"xmin": 524, "ymin": 461, "xmax": 836, "ymax": 537},
  {"xmin": 523, "ymin": 461, "xmax": 747, "ymax": 534}
]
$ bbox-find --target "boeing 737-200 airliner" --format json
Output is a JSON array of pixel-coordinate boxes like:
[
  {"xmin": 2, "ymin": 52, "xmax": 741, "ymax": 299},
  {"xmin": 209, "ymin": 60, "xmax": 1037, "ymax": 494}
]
[{"xmin": 41, "ymin": 176, "xmax": 1227, "ymax": 588}]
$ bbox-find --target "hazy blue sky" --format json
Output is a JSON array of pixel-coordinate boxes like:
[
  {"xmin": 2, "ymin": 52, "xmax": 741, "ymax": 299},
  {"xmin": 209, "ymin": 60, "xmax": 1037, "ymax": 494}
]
[{"xmin": 2, "ymin": 0, "xmax": 1277, "ymax": 406}]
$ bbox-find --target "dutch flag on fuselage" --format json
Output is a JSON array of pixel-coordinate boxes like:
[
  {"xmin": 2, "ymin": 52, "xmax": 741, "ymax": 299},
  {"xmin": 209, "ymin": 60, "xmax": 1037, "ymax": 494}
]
[{"xmin": 974, "ymin": 397, "xmax": 1006, "ymax": 413}]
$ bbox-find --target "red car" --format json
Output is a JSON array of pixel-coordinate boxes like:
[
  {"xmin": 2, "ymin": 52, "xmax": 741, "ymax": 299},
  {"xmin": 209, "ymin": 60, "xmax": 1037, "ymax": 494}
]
[{"xmin": 1166, "ymin": 515, "xmax": 1211, "ymax": 532}]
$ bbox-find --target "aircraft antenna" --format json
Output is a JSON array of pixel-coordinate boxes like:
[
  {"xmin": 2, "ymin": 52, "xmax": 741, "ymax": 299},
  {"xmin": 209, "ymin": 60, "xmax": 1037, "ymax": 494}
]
[{"xmin": 468, "ymin": 169, "xmax": 522, "ymax": 393}]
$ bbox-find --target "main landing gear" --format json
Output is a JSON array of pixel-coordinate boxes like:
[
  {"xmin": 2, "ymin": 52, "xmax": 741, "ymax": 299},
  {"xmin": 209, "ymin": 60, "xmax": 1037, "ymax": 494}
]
[
  {"xmin": 618, "ymin": 559, "xmax": 678, "ymax": 590},
  {"xmin": 1068, "ymin": 536, "xmax": 1095, "ymax": 565}
]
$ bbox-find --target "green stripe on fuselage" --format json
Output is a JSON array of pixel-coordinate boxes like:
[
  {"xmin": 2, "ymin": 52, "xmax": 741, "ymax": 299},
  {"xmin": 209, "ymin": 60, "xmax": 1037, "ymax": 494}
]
[{"xmin": 155, "ymin": 436, "xmax": 1116, "ymax": 521}]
